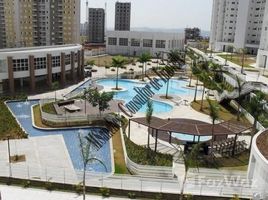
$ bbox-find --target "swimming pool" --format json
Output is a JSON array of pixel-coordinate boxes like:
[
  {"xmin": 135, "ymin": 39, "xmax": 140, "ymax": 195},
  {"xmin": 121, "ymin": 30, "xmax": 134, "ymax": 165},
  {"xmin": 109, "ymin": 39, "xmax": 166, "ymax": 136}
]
[
  {"xmin": 96, "ymin": 79, "xmax": 196, "ymax": 113},
  {"xmin": 172, "ymin": 133, "xmax": 212, "ymax": 142},
  {"xmin": 6, "ymin": 100, "xmax": 112, "ymax": 173}
]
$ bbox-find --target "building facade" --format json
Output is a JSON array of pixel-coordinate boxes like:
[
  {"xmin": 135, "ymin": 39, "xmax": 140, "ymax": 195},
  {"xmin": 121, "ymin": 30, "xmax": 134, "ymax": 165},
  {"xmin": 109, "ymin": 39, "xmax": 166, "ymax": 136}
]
[
  {"xmin": 210, "ymin": 0, "xmax": 267, "ymax": 54},
  {"xmin": 106, "ymin": 31, "xmax": 185, "ymax": 57},
  {"xmin": 88, "ymin": 8, "xmax": 105, "ymax": 43},
  {"xmin": 248, "ymin": 130, "xmax": 268, "ymax": 199},
  {"xmin": 0, "ymin": 45, "xmax": 84, "ymax": 95},
  {"xmin": 0, "ymin": 0, "xmax": 80, "ymax": 49},
  {"xmin": 115, "ymin": 2, "xmax": 131, "ymax": 31}
]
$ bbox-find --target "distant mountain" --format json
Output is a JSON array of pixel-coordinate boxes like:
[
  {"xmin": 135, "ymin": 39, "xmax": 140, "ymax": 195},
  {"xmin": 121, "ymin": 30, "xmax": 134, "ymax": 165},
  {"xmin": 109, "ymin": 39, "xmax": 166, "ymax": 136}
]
[{"xmin": 107, "ymin": 27, "xmax": 210, "ymax": 37}]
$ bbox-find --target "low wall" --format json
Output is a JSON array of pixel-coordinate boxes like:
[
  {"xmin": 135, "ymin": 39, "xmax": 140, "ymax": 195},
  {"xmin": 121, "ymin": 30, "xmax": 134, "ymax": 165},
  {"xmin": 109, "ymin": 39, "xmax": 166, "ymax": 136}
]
[
  {"xmin": 230, "ymin": 100, "xmax": 265, "ymax": 131},
  {"xmin": 119, "ymin": 128, "xmax": 174, "ymax": 178},
  {"xmin": 39, "ymin": 99, "xmax": 106, "ymax": 126}
]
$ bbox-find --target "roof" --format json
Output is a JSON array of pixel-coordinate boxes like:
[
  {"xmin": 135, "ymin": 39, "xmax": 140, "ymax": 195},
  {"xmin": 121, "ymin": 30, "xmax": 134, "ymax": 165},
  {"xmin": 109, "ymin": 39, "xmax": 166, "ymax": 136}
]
[
  {"xmin": 256, "ymin": 130, "xmax": 268, "ymax": 160},
  {"xmin": 130, "ymin": 117, "xmax": 252, "ymax": 137}
]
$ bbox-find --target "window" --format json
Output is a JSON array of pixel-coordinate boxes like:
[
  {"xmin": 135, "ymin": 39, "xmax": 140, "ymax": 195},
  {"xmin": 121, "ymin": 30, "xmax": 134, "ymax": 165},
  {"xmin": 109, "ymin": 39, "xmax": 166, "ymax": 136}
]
[
  {"xmin": 155, "ymin": 40, "xmax": 166, "ymax": 48},
  {"xmin": 13, "ymin": 59, "xmax": 29, "ymax": 71},
  {"xmin": 108, "ymin": 37, "xmax": 117, "ymax": 45},
  {"xmin": 143, "ymin": 39, "xmax": 153, "ymax": 47},
  {"xmin": 34, "ymin": 57, "xmax": 46, "ymax": 69},
  {"xmin": 131, "ymin": 38, "xmax": 140, "ymax": 47},
  {"xmin": 119, "ymin": 38, "xmax": 128, "ymax": 46},
  {"xmin": 65, "ymin": 54, "xmax": 71, "ymax": 65},
  {"xmin": 52, "ymin": 56, "xmax": 60, "ymax": 68}
]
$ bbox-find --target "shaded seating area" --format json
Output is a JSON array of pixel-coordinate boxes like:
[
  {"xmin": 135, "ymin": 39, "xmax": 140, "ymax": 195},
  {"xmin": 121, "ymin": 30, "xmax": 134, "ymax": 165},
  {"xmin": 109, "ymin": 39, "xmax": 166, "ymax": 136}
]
[{"xmin": 128, "ymin": 117, "xmax": 252, "ymax": 156}]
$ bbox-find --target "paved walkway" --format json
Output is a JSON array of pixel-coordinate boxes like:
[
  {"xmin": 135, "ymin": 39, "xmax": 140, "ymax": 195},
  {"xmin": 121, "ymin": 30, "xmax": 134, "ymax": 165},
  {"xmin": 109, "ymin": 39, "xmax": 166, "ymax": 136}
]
[{"xmin": 0, "ymin": 185, "xmax": 131, "ymax": 200}]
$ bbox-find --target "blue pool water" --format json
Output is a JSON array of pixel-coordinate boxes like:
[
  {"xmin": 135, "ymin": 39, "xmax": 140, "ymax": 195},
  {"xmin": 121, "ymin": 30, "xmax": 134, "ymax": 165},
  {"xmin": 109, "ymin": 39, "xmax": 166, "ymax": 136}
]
[
  {"xmin": 96, "ymin": 79, "xmax": 196, "ymax": 113},
  {"xmin": 172, "ymin": 133, "xmax": 212, "ymax": 142},
  {"xmin": 7, "ymin": 100, "xmax": 112, "ymax": 173}
]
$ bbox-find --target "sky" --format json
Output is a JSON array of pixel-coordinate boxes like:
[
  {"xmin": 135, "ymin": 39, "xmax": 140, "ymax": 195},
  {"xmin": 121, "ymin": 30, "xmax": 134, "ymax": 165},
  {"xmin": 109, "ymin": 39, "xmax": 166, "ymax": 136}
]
[{"xmin": 80, "ymin": 0, "xmax": 213, "ymax": 31}]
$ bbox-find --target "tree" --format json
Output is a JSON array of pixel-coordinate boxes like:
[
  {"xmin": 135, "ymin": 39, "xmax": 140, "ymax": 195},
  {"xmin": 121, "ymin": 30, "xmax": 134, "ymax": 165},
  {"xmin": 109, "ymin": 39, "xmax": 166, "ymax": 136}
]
[
  {"xmin": 167, "ymin": 49, "xmax": 184, "ymax": 67},
  {"xmin": 138, "ymin": 52, "xmax": 151, "ymax": 81},
  {"xmin": 78, "ymin": 131, "xmax": 108, "ymax": 200},
  {"xmin": 146, "ymin": 100, "xmax": 154, "ymax": 150},
  {"xmin": 180, "ymin": 143, "xmax": 202, "ymax": 200},
  {"xmin": 207, "ymin": 98, "xmax": 220, "ymax": 157},
  {"xmin": 238, "ymin": 48, "xmax": 247, "ymax": 74},
  {"xmin": 192, "ymin": 64, "xmax": 202, "ymax": 102},
  {"xmin": 199, "ymin": 72, "xmax": 213, "ymax": 111},
  {"xmin": 51, "ymin": 81, "xmax": 59, "ymax": 102},
  {"xmin": 155, "ymin": 52, "xmax": 161, "ymax": 68},
  {"xmin": 111, "ymin": 56, "xmax": 125, "ymax": 90},
  {"xmin": 86, "ymin": 60, "xmax": 95, "ymax": 66},
  {"xmin": 235, "ymin": 75, "xmax": 246, "ymax": 121},
  {"xmin": 83, "ymin": 88, "xmax": 114, "ymax": 116},
  {"xmin": 247, "ymin": 92, "xmax": 266, "ymax": 150}
]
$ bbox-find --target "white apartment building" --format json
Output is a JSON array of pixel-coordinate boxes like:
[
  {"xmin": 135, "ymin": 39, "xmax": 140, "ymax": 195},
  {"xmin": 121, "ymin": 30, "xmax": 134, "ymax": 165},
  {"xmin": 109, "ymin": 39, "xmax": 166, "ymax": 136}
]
[
  {"xmin": 106, "ymin": 31, "xmax": 185, "ymax": 58},
  {"xmin": 210, "ymin": 0, "xmax": 267, "ymax": 54}
]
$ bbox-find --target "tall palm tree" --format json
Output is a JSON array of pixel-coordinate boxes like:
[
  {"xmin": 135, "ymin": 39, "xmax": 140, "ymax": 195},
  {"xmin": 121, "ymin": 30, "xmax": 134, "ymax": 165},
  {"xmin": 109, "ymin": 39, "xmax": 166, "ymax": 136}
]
[
  {"xmin": 199, "ymin": 72, "xmax": 211, "ymax": 111},
  {"xmin": 180, "ymin": 143, "xmax": 202, "ymax": 200},
  {"xmin": 146, "ymin": 100, "xmax": 154, "ymax": 150},
  {"xmin": 167, "ymin": 49, "xmax": 183, "ymax": 66},
  {"xmin": 78, "ymin": 131, "xmax": 108, "ymax": 200},
  {"xmin": 238, "ymin": 48, "xmax": 247, "ymax": 74},
  {"xmin": 192, "ymin": 64, "xmax": 202, "ymax": 102},
  {"xmin": 155, "ymin": 52, "xmax": 161, "ymax": 68},
  {"xmin": 247, "ymin": 92, "xmax": 266, "ymax": 150},
  {"xmin": 138, "ymin": 52, "xmax": 151, "ymax": 81},
  {"xmin": 207, "ymin": 98, "xmax": 220, "ymax": 157},
  {"xmin": 235, "ymin": 75, "xmax": 246, "ymax": 121},
  {"xmin": 111, "ymin": 56, "xmax": 125, "ymax": 90}
]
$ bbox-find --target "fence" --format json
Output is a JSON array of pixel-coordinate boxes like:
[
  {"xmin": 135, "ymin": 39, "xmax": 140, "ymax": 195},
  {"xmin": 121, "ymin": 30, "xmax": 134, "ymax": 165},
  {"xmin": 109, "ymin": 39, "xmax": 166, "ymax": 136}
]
[{"xmin": 39, "ymin": 99, "xmax": 107, "ymax": 125}]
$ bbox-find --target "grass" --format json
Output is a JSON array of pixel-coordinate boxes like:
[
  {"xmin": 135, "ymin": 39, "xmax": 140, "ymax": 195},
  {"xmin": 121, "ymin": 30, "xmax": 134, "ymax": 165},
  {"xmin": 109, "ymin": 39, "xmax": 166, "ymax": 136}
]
[
  {"xmin": 191, "ymin": 151, "xmax": 249, "ymax": 171},
  {"xmin": 112, "ymin": 130, "xmax": 129, "ymax": 174},
  {"xmin": 218, "ymin": 54, "xmax": 255, "ymax": 68},
  {"xmin": 0, "ymin": 99, "xmax": 27, "ymax": 140},
  {"xmin": 191, "ymin": 100, "xmax": 250, "ymax": 124},
  {"xmin": 42, "ymin": 103, "xmax": 56, "ymax": 114},
  {"xmin": 86, "ymin": 55, "xmax": 137, "ymax": 67},
  {"xmin": 124, "ymin": 134, "xmax": 173, "ymax": 167},
  {"xmin": 33, "ymin": 105, "xmax": 50, "ymax": 128}
]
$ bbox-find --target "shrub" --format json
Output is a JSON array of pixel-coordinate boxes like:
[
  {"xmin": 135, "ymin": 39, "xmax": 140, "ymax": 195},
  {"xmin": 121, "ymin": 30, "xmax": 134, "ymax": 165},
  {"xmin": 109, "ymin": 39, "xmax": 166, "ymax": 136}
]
[
  {"xmin": 73, "ymin": 182, "xmax": 83, "ymax": 195},
  {"xmin": 155, "ymin": 193, "xmax": 163, "ymax": 200},
  {"xmin": 99, "ymin": 187, "xmax": 110, "ymax": 197},
  {"xmin": 22, "ymin": 180, "xmax": 31, "ymax": 188},
  {"xmin": 111, "ymin": 68, "xmax": 116, "ymax": 72},
  {"xmin": 128, "ymin": 192, "xmax": 136, "ymax": 199},
  {"xmin": 45, "ymin": 180, "xmax": 53, "ymax": 191}
]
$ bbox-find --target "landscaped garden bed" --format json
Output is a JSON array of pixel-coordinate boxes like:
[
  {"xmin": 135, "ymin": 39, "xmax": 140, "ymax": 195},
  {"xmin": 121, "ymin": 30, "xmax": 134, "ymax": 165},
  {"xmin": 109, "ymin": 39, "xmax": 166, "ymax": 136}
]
[
  {"xmin": 0, "ymin": 97, "xmax": 27, "ymax": 140},
  {"xmin": 123, "ymin": 134, "xmax": 173, "ymax": 167}
]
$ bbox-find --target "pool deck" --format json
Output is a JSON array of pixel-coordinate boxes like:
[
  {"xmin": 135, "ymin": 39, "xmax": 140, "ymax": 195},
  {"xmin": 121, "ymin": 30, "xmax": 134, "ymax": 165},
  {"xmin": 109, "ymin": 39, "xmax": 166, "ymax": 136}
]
[{"xmin": 0, "ymin": 135, "xmax": 77, "ymax": 182}]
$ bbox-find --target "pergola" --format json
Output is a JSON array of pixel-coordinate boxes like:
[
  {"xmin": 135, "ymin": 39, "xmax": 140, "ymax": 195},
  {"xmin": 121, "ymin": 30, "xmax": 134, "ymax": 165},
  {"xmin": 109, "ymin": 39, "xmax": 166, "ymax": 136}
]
[{"xmin": 128, "ymin": 117, "xmax": 252, "ymax": 156}]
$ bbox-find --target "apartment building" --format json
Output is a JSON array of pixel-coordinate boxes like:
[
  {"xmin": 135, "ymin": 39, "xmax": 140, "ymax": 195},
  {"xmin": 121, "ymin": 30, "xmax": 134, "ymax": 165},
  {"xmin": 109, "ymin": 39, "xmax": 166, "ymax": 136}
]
[
  {"xmin": 0, "ymin": 0, "xmax": 80, "ymax": 49},
  {"xmin": 106, "ymin": 31, "xmax": 185, "ymax": 58},
  {"xmin": 210, "ymin": 0, "xmax": 266, "ymax": 54},
  {"xmin": 88, "ymin": 8, "xmax": 105, "ymax": 43},
  {"xmin": 115, "ymin": 2, "xmax": 131, "ymax": 31}
]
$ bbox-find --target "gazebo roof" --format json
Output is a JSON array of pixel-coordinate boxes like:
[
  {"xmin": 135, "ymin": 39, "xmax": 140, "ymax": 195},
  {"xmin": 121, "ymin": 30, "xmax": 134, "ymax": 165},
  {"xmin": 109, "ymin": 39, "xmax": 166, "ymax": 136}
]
[{"xmin": 130, "ymin": 117, "xmax": 252, "ymax": 136}]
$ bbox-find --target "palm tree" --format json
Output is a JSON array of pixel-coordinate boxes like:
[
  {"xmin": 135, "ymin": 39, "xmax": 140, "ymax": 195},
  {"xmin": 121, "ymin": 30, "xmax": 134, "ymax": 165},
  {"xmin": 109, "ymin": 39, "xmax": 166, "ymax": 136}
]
[
  {"xmin": 78, "ymin": 131, "xmax": 108, "ymax": 200},
  {"xmin": 111, "ymin": 56, "xmax": 125, "ymax": 90},
  {"xmin": 155, "ymin": 52, "xmax": 161, "ymax": 68},
  {"xmin": 238, "ymin": 48, "xmax": 247, "ymax": 74},
  {"xmin": 235, "ymin": 75, "xmax": 246, "ymax": 121},
  {"xmin": 207, "ymin": 98, "xmax": 220, "ymax": 157},
  {"xmin": 138, "ymin": 52, "xmax": 151, "ymax": 81},
  {"xmin": 146, "ymin": 100, "xmax": 154, "ymax": 150},
  {"xmin": 180, "ymin": 143, "xmax": 202, "ymax": 200},
  {"xmin": 247, "ymin": 92, "xmax": 266, "ymax": 150},
  {"xmin": 192, "ymin": 64, "xmax": 202, "ymax": 102},
  {"xmin": 167, "ymin": 49, "xmax": 183, "ymax": 66},
  {"xmin": 199, "ymin": 72, "xmax": 211, "ymax": 111}
]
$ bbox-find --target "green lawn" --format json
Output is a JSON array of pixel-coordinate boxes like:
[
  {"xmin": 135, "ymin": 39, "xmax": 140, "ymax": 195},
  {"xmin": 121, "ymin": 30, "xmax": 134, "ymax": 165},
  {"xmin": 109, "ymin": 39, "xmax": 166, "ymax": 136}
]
[
  {"xmin": 42, "ymin": 102, "xmax": 56, "ymax": 114},
  {"xmin": 86, "ymin": 55, "xmax": 137, "ymax": 67},
  {"xmin": 218, "ymin": 54, "xmax": 255, "ymax": 68},
  {"xmin": 0, "ymin": 98, "xmax": 27, "ymax": 140}
]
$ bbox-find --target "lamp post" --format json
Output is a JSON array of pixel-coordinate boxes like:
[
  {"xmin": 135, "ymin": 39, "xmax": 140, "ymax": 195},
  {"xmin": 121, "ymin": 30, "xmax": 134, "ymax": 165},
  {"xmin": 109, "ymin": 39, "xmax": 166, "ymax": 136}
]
[
  {"xmin": 7, "ymin": 134, "xmax": 12, "ymax": 177},
  {"xmin": 84, "ymin": 88, "xmax": 87, "ymax": 115}
]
